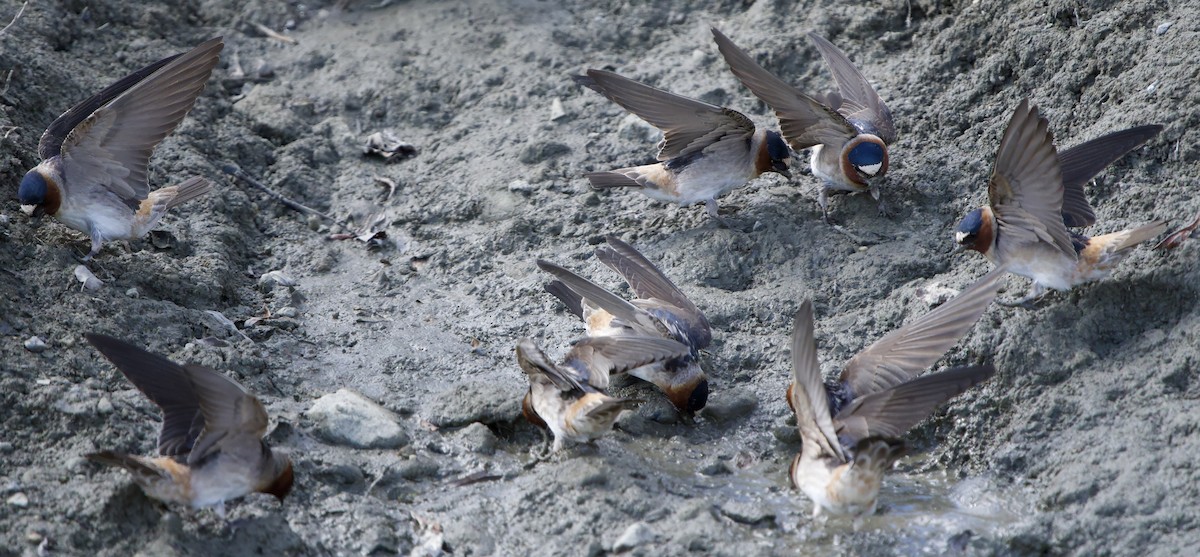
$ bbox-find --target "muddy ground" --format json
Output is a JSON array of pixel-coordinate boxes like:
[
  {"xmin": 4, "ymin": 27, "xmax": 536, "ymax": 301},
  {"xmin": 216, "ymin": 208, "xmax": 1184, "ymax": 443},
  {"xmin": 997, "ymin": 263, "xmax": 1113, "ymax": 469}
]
[{"xmin": 0, "ymin": 0, "xmax": 1198, "ymax": 555}]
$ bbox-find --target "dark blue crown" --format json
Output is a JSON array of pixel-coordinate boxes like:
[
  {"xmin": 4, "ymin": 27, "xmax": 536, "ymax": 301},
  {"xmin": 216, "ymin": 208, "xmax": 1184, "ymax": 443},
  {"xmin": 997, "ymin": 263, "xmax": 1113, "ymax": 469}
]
[
  {"xmin": 765, "ymin": 130, "xmax": 790, "ymax": 161},
  {"xmin": 957, "ymin": 208, "xmax": 984, "ymax": 235},
  {"xmin": 847, "ymin": 142, "xmax": 885, "ymax": 167},
  {"xmin": 18, "ymin": 171, "xmax": 47, "ymax": 205}
]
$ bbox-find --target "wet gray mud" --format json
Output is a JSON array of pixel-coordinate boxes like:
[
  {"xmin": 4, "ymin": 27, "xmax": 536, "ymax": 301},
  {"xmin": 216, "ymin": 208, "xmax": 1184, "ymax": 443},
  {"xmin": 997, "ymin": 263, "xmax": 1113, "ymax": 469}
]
[{"xmin": 1, "ymin": 1, "xmax": 1198, "ymax": 555}]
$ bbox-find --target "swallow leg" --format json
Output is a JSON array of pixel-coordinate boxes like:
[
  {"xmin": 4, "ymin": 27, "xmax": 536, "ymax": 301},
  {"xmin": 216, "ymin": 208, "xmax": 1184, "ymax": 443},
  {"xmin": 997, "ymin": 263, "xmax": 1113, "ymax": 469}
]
[
  {"xmin": 818, "ymin": 188, "xmax": 835, "ymax": 224},
  {"xmin": 80, "ymin": 224, "xmax": 104, "ymax": 262},
  {"xmin": 700, "ymin": 199, "xmax": 744, "ymax": 231},
  {"xmin": 870, "ymin": 186, "xmax": 891, "ymax": 218}
]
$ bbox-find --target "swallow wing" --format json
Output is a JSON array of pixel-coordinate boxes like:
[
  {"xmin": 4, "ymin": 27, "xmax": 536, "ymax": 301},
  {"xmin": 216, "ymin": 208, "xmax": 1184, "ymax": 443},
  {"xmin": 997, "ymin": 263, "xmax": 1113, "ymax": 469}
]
[
  {"xmin": 712, "ymin": 28, "xmax": 856, "ymax": 150},
  {"xmin": 566, "ymin": 336, "xmax": 692, "ymax": 382},
  {"xmin": 516, "ymin": 338, "xmax": 590, "ymax": 393},
  {"xmin": 574, "ymin": 69, "xmax": 756, "ymax": 161},
  {"xmin": 182, "ymin": 364, "xmax": 270, "ymax": 467},
  {"xmin": 1057, "ymin": 124, "xmax": 1163, "ymax": 228},
  {"xmin": 537, "ymin": 259, "xmax": 666, "ymax": 337},
  {"xmin": 595, "ymin": 235, "xmax": 712, "ymax": 349},
  {"xmin": 39, "ymin": 53, "xmax": 184, "ymax": 160},
  {"xmin": 806, "ymin": 32, "xmax": 896, "ymax": 144},
  {"xmin": 840, "ymin": 267, "xmax": 1004, "ymax": 397},
  {"xmin": 987, "ymin": 99, "xmax": 1076, "ymax": 258},
  {"xmin": 57, "ymin": 37, "xmax": 223, "ymax": 206},
  {"xmin": 84, "ymin": 333, "xmax": 205, "ymax": 457},
  {"xmin": 789, "ymin": 301, "xmax": 846, "ymax": 462},
  {"xmin": 834, "ymin": 365, "xmax": 995, "ymax": 442},
  {"xmin": 544, "ymin": 280, "xmax": 585, "ymax": 320}
]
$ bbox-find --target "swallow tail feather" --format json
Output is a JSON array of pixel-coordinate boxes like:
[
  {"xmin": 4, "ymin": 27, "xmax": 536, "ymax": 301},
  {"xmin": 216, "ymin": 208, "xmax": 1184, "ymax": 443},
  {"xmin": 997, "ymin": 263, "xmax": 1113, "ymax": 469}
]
[
  {"xmin": 585, "ymin": 166, "xmax": 658, "ymax": 190},
  {"xmin": 850, "ymin": 438, "xmax": 904, "ymax": 475},
  {"xmin": 155, "ymin": 176, "xmax": 214, "ymax": 211}
]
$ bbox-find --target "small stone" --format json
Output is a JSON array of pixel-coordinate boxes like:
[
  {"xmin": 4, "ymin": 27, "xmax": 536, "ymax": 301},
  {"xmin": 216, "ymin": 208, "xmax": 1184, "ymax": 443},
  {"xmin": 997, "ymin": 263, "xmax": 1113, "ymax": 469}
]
[
  {"xmin": 517, "ymin": 141, "xmax": 570, "ymax": 165},
  {"xmin": 125, "ymin": 288, "xmax": 140, "ymax": 298},
  {"xmin": 308, "ymin": 389, "xmax": 409, "ymax": 449},
  {"xmin": 23, "ymin": 336, "xmax": 47, "ymax": 353},
  {"xmin": 507, "ymin": 179, "xmax": 534, "ymax": 194},
  {"xmin": 456, "ymin": 422, "xmax": 498, "ymax": 455},
  {"xmin": 772, "ymin": 425, "xmax": 802, "ymax": 444},
  {"xmin": 0, "ymin": 442, "xmax": 13, "ymax": 453},
  {"xmin": 549, "ymin": 97, "xmax": 567, "ymax": 121},
  {"xmin": 96, "ymin": 397, "xmax": 114, "ymax": 414},
  {"xmin": 916, "ymin": 282, "xmax": 959, "ymax": 307},
  {"xmin": 425, "ymin": 380, "xmax": 520, "ymax": 427},
  {"xmin": 275, "ymin": 306, "xmax": 300, "ymax": 318},
  {"xmin": 25, "ymin": 529, "xmax": 42, "ymax": 544},
  {"xmin": 719, "ymin": 500, "xmax": 774, "ymax": 525},
  {"xmin": 73, "ymin": 265, "xmax": 103, "ymax": 291},
  {"xmin": 6, "ymin": 492, "xmax": 28, "ymax": 507},
  {"xmin": 258, "ymin": 270, "xmax": 296, "ymax": 289},
  {"xmin": 699, "ymin": 387, "xmax": 757, "ymax": 422},
  {"xmin": 699, "ymin": 461, "xmax": 731, "ymax": 476},
  {"xmin": 384, "ymin": 457, "xmax": 440, "ymax": 481},
  {"xmin": 612, "ymin": 522, "xmax": 655, "ymax": 552},
  {"xmin": 1156, "ymin": 22, "xmax": 1173, "ymax": 35}
]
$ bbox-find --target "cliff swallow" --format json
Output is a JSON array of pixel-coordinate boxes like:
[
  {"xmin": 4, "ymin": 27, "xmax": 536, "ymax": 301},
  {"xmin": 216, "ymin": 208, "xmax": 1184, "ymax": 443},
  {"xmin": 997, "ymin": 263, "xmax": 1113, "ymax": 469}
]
[
  {"xmin": 516, "ymin": 335, "xmax": 689, "ymax": 452},
  {"xmin": 538, "ymin": 235, "xmax": 712, "ymax": 414},
  {"xmin": 713, "ymin": 28, "xmax": 896, "ymax": 222},
  {"xmin": 574, "ymin": 69, "xmax": 792, "ymax": 227},
  {"xmin": 785, "ymin": 268, "xmax": 1004, "ymax": 519},
  {"xmin": 18, "ymin": 37, "xmax": 223, "ymax": 260},
  {"xmin": 83, "ymin": 333, "xmax": 292, "ymax": 517},
  {"xmin": 954, "ymin": 99, "xmax": 1166, "ymax": 306}
]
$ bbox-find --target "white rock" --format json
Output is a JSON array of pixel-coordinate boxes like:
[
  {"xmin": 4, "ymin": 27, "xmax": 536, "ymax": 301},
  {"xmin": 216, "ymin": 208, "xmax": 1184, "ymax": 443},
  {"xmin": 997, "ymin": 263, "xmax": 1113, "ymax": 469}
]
[
  {"xmin": 258, "ymin": 270, "xmax": 297, "ymax": 288},
  {"xmin": 23, "ymin": 336, "xmax": 47, "ymax": 353},
  {"xmin": 6, "ymin": 492, "xmax": 28, "ymax": 507},
  {"xmin": 74, "ymin": 265, "xmax": 103, "ymax": 291},
  {"xmin": 549, "ymin": 97, "xmax": 567, "ymax": 121},
  {"xmin": 612, "ymin": 522, "xmax": 655, "ymax": 553},
  {"xmin": 308, "ymin": 389, "xmax": 408, "ymax": 449}
]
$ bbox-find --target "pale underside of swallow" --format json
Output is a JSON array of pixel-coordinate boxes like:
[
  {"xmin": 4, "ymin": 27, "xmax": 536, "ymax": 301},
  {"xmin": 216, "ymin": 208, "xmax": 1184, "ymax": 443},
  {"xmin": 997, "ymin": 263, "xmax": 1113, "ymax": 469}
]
[
  {"xmin": 538, "ymin": 236, "xmax": 712, "ymax": 413},
  {"xmin": 713, "ymin": 28, "xmax": 896, "ymax": 221},
  {"xmin": 83, "ymin": 333, "xmax": 292, "ymax": 517},
  {"xmin": 574, "ymin": 68, "xmax": 791, "ymax": 226},
  {"xmin": 786, "ymin": 269, "xmax": 1004, "ymax": 518},
  {"xmin": 18, "ymin": 37, "xmax": 223, "ymax": 260},
  {"xmin": 955, "ymin": 99, "xmax": 1166, "ymax": 305},
  {"xmin": 516, "ymin": 335, "xmax": 690, "ymax": 451}
]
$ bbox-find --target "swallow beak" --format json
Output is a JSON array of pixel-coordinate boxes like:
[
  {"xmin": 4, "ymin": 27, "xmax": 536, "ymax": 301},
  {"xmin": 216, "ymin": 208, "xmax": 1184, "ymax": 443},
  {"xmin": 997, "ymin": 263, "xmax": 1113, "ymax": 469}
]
[
  {"xmin": 952, "ymin": 243, "xmax": 967, "ymax": 255},
  {"xmin": 772, "ymin": 161, "xmax": 792, "ymax": 179}
]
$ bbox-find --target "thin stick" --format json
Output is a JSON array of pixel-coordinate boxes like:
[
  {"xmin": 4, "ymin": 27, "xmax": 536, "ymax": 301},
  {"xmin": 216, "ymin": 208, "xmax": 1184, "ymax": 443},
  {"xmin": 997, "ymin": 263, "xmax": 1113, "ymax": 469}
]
[
  {"xmin": 253, "ymin": 22, "xmax": 298, "ymax": 45},
  {"xmin": 0, "ymin": 1, "xmax": 28, "ymax": 37},
  {"xmin": 221, "ymin": 164, "xmax": 352, "ymax": 233}
]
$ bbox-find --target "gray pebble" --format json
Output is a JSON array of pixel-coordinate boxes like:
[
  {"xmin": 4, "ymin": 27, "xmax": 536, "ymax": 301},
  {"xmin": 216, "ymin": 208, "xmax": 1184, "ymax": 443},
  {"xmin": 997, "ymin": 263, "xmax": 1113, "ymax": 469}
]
[
  {"xmin": 612, "ymin": 522, "xmax": 655, "ymax": 553},
  {"xmin": 699, "ymin": 387, "xmax": 757, "ymax": 422},
  {"xmin": 23, "ymin": 336, "xmax": 47, "ymax": 353},
  {"xmin": 308, "ymin": 389, "xmax": 409, "ymax": 449},
  {"xmin": 425, "ymin": 380, "xmax": 520, "ymax": 427}
]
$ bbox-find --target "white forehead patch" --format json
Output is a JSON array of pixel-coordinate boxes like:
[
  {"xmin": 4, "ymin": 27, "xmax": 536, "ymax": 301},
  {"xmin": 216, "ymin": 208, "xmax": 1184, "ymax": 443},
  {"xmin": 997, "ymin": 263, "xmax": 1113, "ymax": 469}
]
[
  {"xmin": 19, "ymin": 204, "xmax": 35, "ymax": 216},
  {"xmin": 955, "ymin": 231, "xmax": 969, "ymax": 243},
  {"xmin": 858, "ymin": 163, "xmax": 882, "ymax": 175}
]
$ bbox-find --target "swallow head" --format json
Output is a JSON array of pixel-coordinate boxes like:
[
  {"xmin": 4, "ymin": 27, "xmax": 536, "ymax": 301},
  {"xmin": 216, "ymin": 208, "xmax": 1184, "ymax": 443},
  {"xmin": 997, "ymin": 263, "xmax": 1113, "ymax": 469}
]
[
  {"xmin": 18, "ymin": 170, "xmax": 59, "ymax": 218},
  {"xmin": 666, "ymin": 372, "xmax": 709, "ymax": 414},
  {"xmin": 955, "ymin": 207, "xmax": 995, "ymax": 254},
  {"xmin": 763, "ymin": 130, "xmax": 793, "ymax": 178},
  {"xmin": 259, "ymin": 456, "xmax": 294, "ymax": 503},
  {"xmin": 841, "ymin": 135, "xmax": 889, "ymax": 184}
]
